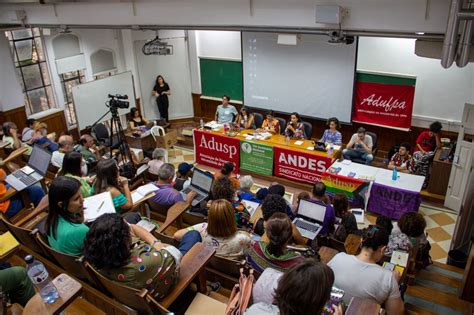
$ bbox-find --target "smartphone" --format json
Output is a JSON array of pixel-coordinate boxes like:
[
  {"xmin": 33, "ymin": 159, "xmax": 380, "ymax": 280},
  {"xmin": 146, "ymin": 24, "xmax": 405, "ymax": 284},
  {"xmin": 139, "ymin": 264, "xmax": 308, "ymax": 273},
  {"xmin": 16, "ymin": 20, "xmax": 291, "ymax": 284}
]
[
  {"xmin": 347, "ymin": 172, "xmax": 356, "ymax": 178},
  {"xmin": 384, "ymin": 262, "xmax": 396, "ymax": 271}
]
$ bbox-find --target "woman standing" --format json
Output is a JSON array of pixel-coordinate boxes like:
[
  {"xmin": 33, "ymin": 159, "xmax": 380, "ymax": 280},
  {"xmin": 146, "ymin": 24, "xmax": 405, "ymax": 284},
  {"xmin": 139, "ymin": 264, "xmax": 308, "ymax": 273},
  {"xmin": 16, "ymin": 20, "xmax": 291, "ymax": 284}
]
[
  {"xmin": 285, "ymin": 112, "xmax": 306, "ymax": 140},
  {"xmin": 152, "ymin": 75, "xmax": 171, "ymax": 122}
]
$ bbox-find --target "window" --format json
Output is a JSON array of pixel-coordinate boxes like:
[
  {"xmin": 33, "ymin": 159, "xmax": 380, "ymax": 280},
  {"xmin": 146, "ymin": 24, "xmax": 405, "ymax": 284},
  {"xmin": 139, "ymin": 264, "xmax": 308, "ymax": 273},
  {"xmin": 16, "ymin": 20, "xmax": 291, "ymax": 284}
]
[
  {"xmin": 5, "ymin": 28, "xmax": 56, "ymax": 115},
  {"xmin": 60, "ymin": 70, "xmax": 85, "ymax": 126}
]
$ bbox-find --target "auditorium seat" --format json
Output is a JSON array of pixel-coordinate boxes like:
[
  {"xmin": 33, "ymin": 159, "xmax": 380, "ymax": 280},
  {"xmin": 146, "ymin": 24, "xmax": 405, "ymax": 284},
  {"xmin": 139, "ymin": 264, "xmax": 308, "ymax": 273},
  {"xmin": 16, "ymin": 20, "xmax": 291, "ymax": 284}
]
[
  {"xmin": 275, "ymin": 117, "xmax": 286, "ymax": 134},
  {"xmin": 253, "ymin": 113, "xmax": 264, "ymax": 128}
]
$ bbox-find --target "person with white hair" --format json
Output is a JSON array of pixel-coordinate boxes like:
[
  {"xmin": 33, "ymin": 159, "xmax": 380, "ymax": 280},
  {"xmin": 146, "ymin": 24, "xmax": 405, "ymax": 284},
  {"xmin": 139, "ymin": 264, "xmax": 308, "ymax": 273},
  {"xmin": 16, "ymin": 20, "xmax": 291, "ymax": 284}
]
[
  {"xmin": 150, "ymin": 163, "xmax": 196, "ymax": 207},
  {"xmin": 238, "ymin": 175, "xmax": 255, "ymax": 200},
  {"xmin": 148, "ymin": 148, "xmax": 167, "ymax": 175}
]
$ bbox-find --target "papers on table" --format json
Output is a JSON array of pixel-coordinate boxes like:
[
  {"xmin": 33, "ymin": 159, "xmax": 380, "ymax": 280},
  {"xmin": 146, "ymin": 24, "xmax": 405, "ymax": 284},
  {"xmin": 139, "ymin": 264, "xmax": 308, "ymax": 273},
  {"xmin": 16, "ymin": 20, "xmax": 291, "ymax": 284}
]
[
  {"xmin": 242, "ymin": 199, "xmax": 261, "ymax": 217},
  {"xmin": 340, "ymin": 159, "xmax": 352, "ymax": 165},
  {"xmin": 306, "ymin": 146, "xmax": 315, "ymax": 151},
  {"xmin": 131, "ymin": 183, "xmax": 158, "ymax": 204},
  {"xmin": 204, "ymin": 121, "xmax": 223, "ymax": 130},
  {"xmin": 83, "ymin": 191, "xmax": 115, "ymax": 222},
  {"xmin": 294, "ymin": 140, "xmax": 303, "ymax": 145}
]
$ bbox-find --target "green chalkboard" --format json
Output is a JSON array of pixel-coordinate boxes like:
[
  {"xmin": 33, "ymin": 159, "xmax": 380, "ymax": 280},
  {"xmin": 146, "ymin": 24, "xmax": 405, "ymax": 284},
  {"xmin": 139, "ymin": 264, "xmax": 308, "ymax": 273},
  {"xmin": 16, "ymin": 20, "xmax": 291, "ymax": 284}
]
[{"xmin": 199, "ymin": 58, "xmax": 243, "ymax": 101}]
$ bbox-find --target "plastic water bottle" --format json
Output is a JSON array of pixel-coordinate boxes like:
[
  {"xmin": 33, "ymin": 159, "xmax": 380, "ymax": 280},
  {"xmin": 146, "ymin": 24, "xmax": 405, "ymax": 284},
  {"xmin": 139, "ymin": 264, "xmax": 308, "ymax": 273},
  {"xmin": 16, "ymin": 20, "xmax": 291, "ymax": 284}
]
[
  {"xmin": 285, "ymin": 136, "xmax": 290, "ymax": 146},
  {"xmin": 200, "ymin": 118, "xmax": 204, "ymax": 130},
  {"xmin": 25, "ymin": 255, "xmax": 59, "ymax": 304},
  {"xmin": 327, "ymin": 145, "xmax": 334, "ymax": 157},
  {"xmin": 392, "ymin": 167, "xmax": 398, "ymax": 181}
]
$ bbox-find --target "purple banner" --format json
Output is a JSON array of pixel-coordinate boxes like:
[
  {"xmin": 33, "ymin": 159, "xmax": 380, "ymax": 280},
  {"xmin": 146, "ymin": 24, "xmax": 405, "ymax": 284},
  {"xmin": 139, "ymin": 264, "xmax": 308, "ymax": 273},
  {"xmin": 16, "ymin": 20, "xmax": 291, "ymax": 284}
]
[{"xmin": 367, "ymin": 182, "xmax": 422, "ymax": 220}]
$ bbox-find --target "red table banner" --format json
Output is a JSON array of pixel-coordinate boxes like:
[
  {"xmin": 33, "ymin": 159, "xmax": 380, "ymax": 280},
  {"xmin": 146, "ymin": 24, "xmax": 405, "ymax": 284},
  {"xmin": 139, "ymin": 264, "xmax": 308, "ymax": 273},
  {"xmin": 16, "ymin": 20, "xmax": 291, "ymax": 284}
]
[
  {"xmin": 352, "ymin": 81, "xmax": 415, "ymax": 130},
  {"xmin": 273, "ymin": 146, "xmax": 333, "ymax": 184},
  {"xmin": 194, "ymin": 129, "xmax": 241, "ymax": 173}
]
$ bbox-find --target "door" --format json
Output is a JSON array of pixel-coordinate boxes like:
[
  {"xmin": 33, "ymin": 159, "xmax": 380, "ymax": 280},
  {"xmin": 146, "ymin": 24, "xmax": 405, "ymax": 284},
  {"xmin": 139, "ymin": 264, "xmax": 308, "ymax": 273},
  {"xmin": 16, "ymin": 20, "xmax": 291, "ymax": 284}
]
[{"xmin": 445, "ymin": 103, "xmax": 474, "ymax": 211}]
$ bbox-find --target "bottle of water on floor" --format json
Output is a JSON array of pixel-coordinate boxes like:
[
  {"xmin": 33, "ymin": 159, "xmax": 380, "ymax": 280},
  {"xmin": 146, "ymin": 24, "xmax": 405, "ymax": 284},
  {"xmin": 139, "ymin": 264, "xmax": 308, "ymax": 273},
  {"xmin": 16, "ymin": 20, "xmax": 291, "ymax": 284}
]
[{"xmin": 25, "ymin": 255, "xmax": 59, "ymax": 304}]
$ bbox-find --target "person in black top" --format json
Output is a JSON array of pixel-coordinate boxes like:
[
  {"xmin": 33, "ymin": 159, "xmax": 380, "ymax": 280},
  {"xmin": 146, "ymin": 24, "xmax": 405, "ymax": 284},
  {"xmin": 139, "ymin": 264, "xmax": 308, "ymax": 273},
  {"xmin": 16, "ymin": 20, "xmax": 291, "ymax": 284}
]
[
  {"xmin": 129, "ymin": 107, "xmax": 149, "ymax": 130},
  {"xmin": 152, "ymin": 75, "xmax": 171, "ymax": 122}
]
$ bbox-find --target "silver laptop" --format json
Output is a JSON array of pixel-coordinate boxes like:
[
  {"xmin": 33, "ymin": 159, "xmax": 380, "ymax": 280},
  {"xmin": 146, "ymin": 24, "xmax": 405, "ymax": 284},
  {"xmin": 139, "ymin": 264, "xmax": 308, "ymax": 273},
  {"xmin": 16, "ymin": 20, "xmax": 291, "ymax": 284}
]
[
  {"xmin": 6, "ymin": 145, "xmax": 51, "ymax": 191},
  {"xmin": 293, "ymin": 199, "xmax": 327, "ymax": 240},
  {"xmin": 181, "ymin": 168, "xmax": 214, "ymax": 206}
]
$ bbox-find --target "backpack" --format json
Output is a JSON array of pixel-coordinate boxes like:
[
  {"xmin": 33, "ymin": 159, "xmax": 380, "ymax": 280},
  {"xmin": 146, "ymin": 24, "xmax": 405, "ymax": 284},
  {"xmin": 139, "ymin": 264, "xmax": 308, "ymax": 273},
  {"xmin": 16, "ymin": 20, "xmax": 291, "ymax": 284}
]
[{"xmin": 415, "ymin": 240, "xmax": 433, "ymax": 269}]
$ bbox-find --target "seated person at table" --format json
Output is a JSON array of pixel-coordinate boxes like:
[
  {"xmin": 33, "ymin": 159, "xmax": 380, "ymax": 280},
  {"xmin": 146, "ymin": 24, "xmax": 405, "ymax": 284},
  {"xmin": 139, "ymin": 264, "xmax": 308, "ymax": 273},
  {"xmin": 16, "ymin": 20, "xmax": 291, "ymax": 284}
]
[
  {"xmin": 254, "ymin": 194, "xmax": 306, "ymax": 245},
  {"xmin": 83, "ymin": 213, "xmax": 201, "ymax": 299},
  {"xmin": 342, "ymin": 127, "xmax": 374, "ymax": 165},
  {"xmin": 147, "ymin": 148, "xmax": 167, "ymax": 176},
  {"xmin": 246, "ymin": 213, "xmax": 304, "ymax": 273},
  {"xmin": 58, "ymin": 152, "xmax": 93, "ymax": 198},
  {"xmin": 311, "ymin": 182, "xmax": 335, "ymax": 235},
  {"xmin": 268, "ymin": 183, "xmax": 295, "ymax": 219},
  {"xmin": 320, "ymin": 117, "xmax": 342, "ymax": 145},
  {"xmin": 260, "ymin": 110, "xmax": 280, "ymax": 134},
  {"xmin": 214, "ymin": 161, "xmax": 240, "ymax": 189},
  {"xmin": 328, "ymin": 226, "xmax": 404, "ymax": 315},
  {"xmin": 246, "ymin": 259, "xmax": 342, "ymax": 315},
  {"xmin": 21, "ymin": 118, "xmax": 36, "ymax": 143},
  {"xmin": 129, "ymin": 107, "xmax": 150, "ymax": 130},
  {"xmin": 388, "ymin": 142, "xmax": 414, "ymax": 174},
  {"xmin": 0, "ymin": 266, "xmax": 36, "ymax": 307},
  {"xmin": 386, "ymin": 212, "xmax": 427, "ymax": 257},
  {"xmin": 174, "ymin": 199, "xmax": 251, "ymax": 259},
  {"xmin": 150, "ymin": 163, "xmax": 195, "ymax": 207},
  {"xmin": 30, "ymin": 122, "xmax": 59, "ymax": 152},
  {"xmin": 52, "ymin": 135, "xmax": 73, "ymax": 167},
  {"xmin": 94, "ymin": 159, "xmax": 132, "ymax": 213},
  {"xmin": 174, "ymin": 162, "xmax": 193, "ymax": 191},
  {"xmin": 76, "ymin": 134, "xmax": 101, "ymax": 163},
  {"xmin": 236, "ymin": 106, "xmax": 256, "ymax": 129},
  {"xmin": 285, "ymin": 112, "xmax": 305, "ymax": 140},
  {"xmin": 413, "ymin": 121, "xmax": 442, "ymax": 188},
  {"xmin": 45, "ymin": 176, "xmax": 89, "ymax": 256},
  {"xmin": 210, "ymin": 176, "xmax": 251, "ymax": 229},
  {"xmin": 238, "ymin": 175, "xmax": 255, "ymax": 200},
  {"xmin": 2, "ymin": 122, "xmax": 32, "ymax": 155},
  {"xmin": 0, "ymin": 168, "xmax": 45, "ymax": 218},
  {"xmin": 333, "ymin": 193, "xmax": 360, "ymax": 242},
  {"xmin": 215, "ymin": 95, "xmax": 237, "ymax": 124}
]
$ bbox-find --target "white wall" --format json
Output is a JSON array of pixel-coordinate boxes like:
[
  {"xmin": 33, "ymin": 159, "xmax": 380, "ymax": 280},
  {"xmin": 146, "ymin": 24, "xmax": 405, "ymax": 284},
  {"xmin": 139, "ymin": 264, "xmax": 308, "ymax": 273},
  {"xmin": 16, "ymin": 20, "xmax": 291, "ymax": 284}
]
[
  {"xmin": 0, "ymin": 34, "xmax": 25, "ymax": 111},
  {"xmin": 0, "ymin": 0, "xmax": 450, "ymax": 34},
  {"xmin": 196, "ymin": 31, "xmax": 241, "ymax": 61},
  {"xmin": 357, "ymin": 37, "xmax": 474, "ymax": 129},
  {"xmin": 132, "ymin": 30, "xmax": 194, "ymax": 120}
]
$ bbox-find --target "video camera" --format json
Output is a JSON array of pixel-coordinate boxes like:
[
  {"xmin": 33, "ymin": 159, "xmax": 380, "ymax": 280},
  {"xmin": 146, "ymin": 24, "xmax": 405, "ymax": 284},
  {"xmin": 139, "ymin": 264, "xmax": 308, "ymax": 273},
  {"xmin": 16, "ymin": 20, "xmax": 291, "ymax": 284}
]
[{"xmin": 107, "ymin": 94, "xmax": 129, "ymax": 109}]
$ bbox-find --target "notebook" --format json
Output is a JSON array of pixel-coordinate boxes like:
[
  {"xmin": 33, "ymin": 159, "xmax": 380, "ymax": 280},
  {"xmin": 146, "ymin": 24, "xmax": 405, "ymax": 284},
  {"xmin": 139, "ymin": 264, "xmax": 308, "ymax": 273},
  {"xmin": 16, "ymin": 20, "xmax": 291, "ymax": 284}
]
[
  {"xmin": 0, "ymin": 232, "xmax": 20, "ymax": 256},
  {"xmin": 83, "ymin": 191, "xmax": 115, "ymax": 222},
  {"xmin": 131, "ymin": 183, "xmax": 158, "ymax": 204}
]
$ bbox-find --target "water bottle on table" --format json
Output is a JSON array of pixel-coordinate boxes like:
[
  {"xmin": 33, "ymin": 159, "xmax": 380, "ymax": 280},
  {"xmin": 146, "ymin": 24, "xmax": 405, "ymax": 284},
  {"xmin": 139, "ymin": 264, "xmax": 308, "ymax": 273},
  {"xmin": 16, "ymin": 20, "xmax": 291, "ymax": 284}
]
[
  {"xmin": 25, "ymin": 255, "xmax": 59, "ymax": 304},
  {"xmin": 392, "ymin": 167, "xmax": 398, "ymax": 181},
  {"xmin": 200, "ymin": 118, "xmax": 204, "ymax": 130}
]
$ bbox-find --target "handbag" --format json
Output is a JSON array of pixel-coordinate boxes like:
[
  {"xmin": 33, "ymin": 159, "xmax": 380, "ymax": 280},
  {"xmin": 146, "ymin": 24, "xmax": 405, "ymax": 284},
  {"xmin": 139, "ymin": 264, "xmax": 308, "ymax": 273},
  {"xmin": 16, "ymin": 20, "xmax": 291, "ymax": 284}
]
[{"xmin": 225, "ymin": 268, "xmax": 255, "ymax": 315}]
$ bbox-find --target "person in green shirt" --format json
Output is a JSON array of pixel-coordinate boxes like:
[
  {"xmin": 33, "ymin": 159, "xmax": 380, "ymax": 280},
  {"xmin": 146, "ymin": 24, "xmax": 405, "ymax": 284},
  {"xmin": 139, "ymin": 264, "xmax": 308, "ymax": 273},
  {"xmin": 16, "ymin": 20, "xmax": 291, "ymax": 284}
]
[
  {"xmin": 83, "ymin": 213, "xmax": 201, "ymax": 300},
  {"xmin": 58, "ymin": 151, "xmax": 93, "ymax": 197},
  {"xmin": 93, "ymin": 159, "xmax": 132, "ymax": 213},
  {"xmin": 45, "ymin": 176, "xmax": 89, "ymax": 256},
  {"xmin": 76, "ymin": 134, "xmax": 101, "ymax": 162}
]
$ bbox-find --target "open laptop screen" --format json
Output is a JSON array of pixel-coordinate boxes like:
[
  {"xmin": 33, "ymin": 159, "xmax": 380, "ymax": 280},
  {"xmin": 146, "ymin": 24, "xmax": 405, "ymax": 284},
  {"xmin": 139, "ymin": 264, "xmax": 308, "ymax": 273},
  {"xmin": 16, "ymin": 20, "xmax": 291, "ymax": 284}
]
[
  {"xmin": 191, "ymin": 169, "xmax": 213, "ymax": 192},
  {"xmin": 297, "ymin": 199, "xmax": 327, "ymax": 222},
  {"xmin": 28, "ymin": 145, "xmax": 52, "ymax": 175}
]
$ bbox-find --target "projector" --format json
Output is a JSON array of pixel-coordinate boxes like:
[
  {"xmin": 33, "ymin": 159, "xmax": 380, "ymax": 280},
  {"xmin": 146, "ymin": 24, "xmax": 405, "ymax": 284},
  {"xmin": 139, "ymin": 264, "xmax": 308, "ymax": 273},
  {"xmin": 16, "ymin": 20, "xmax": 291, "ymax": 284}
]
[{"xmin": 327, "ymin": 30, "xmax": 354, "ymax": 45}]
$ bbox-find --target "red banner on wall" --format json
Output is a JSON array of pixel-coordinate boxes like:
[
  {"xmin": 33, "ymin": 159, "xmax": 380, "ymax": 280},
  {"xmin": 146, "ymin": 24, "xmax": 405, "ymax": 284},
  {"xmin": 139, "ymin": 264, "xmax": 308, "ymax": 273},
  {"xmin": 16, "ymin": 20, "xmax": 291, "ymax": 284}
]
[
  {"xmin": 273, "ymin": 146, "xmax": 333, "ymax": 184},
  {"xmin": 194, "ymin": 129, "xmax": 240, "ymax": 173},
  {"xmin": 352, "ymin": 81, "xmax": 415, "ymax": 130}
]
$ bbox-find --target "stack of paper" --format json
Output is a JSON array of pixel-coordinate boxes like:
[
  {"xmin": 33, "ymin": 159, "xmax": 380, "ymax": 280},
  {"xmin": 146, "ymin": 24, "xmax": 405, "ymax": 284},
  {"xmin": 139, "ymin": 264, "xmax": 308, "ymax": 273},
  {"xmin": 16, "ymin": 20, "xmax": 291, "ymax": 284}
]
[
  {"xmin": 83, "ymin": 191, "xmax": 115, "ymax": 222},
  {"xmin": 132, "ymin": 183, "xmax": 158, "ymax": 204}
]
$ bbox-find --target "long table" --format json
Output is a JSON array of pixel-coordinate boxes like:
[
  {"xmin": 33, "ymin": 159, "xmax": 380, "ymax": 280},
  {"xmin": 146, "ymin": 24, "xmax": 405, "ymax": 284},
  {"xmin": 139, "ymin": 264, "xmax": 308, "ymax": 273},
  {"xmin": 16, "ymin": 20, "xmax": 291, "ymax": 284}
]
[
  {"xmin": 193, "ymin": 128, "xmax": 339, "ymax": 184},
  {"xmin": 322, "ymin": 160, "xmax": 425, "ymax": 219}
]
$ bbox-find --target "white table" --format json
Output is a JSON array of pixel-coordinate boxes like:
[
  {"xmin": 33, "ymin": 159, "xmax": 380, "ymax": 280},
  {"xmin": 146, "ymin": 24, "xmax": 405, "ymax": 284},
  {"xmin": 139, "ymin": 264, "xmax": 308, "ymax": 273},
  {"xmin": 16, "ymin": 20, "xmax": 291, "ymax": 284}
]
[{"xmin": 374, "ymin": 168, "xmax": 424, "ymax": 192}]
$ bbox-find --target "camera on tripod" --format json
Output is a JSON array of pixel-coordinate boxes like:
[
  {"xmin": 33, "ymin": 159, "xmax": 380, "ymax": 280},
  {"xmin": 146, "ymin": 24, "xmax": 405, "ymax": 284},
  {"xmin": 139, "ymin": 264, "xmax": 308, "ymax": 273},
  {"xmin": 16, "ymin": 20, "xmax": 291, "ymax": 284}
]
[{"xmin": 107, "ymin": 94, "xmax": 129, "ymax": 109}]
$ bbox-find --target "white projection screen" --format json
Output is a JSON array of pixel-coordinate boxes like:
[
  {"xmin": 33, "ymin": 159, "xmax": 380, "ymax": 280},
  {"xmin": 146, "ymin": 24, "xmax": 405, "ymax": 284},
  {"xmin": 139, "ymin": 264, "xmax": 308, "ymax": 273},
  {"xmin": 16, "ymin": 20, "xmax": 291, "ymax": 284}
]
[{"xmin": 242, "ymin": 32, "xmax": 357, "ymax": 122}]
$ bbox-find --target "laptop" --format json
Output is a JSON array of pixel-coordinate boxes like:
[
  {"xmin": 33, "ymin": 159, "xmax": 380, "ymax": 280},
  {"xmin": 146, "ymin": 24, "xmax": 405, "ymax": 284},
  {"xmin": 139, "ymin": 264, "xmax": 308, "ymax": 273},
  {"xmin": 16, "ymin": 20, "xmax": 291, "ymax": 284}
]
[
  {"xmin": 6, "ymin": 145, "xmax": 51, "ymax": 191},
  {"xmin": 181, "ymin": 168, "xmax": 214, "ymax": 206},
  {"xmin": 293, "ymin": 199, "xmax": 327, "ymax": 240}
]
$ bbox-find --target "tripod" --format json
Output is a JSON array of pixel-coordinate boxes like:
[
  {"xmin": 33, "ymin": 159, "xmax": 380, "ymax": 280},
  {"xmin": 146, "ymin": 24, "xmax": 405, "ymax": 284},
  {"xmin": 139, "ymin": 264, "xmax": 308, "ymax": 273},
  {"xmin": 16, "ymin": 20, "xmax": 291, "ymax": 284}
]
[{"xmin": 108, "ymin": 105, "xmax": 136, "ymax": 178}]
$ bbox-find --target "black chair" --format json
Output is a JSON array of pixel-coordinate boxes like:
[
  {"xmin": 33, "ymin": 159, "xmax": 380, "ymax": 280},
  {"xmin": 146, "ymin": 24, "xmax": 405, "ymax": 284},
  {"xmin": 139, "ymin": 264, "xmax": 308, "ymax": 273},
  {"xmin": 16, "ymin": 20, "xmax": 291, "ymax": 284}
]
[
  {"xmin": 302, "ymin": 121, "xmax": 313, "ymax": 139},
  {"xmin": 276, "ymin": 117, "xmax": 286, "ymax": 135},
  {"xmin": 92, "ymin": 123, "xmax": 119, "ymax": 148},
  {"xmin": 253, "ymin": 113, "xmax": 264, "ymax": 129},
  {"xmin": 350, "ymin": 131, "xmax": 378, "ymax": 164}
]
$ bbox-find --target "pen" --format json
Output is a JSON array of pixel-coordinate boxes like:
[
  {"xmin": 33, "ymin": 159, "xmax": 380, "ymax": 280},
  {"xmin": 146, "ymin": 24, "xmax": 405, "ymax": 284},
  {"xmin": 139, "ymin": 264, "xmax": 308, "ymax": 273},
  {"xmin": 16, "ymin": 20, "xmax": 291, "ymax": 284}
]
[{"xmin": 97, "ymin": 201, "xmax": 104, "ymax": 212}]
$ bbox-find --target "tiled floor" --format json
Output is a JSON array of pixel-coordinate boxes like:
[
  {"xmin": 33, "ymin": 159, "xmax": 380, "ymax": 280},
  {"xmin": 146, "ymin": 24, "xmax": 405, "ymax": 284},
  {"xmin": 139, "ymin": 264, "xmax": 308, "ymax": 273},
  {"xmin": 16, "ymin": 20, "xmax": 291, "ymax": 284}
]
[{"xmin": 167, "ymin": 145, "xmax": 457, "ymax": 264}]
